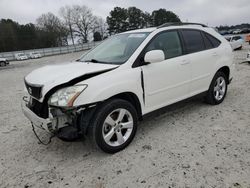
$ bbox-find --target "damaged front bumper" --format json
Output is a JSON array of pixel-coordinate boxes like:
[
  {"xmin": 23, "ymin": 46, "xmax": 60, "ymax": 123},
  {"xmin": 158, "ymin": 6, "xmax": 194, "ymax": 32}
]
[
  {"xmin": 21, "ymin": 96, "xmax": 76, "ymax": 135},
  {"xmin": 22, "ymin": 96, "xmax": 97, "ymax": 142},
  {"xmin": 22, "ymin": 97, "xmax": 52, "ymax": 133}
]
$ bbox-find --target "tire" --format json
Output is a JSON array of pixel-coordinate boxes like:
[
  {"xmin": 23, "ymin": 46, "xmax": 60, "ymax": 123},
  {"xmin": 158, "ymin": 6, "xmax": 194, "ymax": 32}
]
[
  {"xmin": 205, "ymin": 71, "xmax": 228, "ymax": 105},
  {"xmin": 88, "ymin": 99, "xmax": 138, "ymax": 153},
  {"xmin": 0, "ymin": 61, "xmax": 6, "ymax": 67}
]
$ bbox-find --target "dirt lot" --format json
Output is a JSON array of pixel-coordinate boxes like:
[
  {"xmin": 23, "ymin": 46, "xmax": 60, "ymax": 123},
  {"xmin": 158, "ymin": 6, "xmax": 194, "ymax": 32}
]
[{"xmin": 0, "ymin": 45, "xmax": 250, "ymax": 188}]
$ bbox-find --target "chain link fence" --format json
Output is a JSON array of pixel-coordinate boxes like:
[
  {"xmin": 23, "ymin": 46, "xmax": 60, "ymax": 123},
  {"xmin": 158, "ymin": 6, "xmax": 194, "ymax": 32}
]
[{"xmin": 0, "ymin": 42, "xmax": 101, "ymax": 61}]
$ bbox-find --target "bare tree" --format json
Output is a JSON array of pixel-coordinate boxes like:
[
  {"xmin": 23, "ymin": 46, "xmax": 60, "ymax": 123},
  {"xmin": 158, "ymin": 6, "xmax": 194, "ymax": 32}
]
[
  {"xmin": 37, "ymin": 12, "xmax": 68, "ymax": 46},
  {"xmin": 94, "ymin": 17, "xmax": 108, "ymax": 39},
  {"xmin": 70, "ymin": 5, "xmax": 96, "ymax": 43},
  {"xmin": 59, "ymin": 6, "xmax": 75, "ymax": 45}
]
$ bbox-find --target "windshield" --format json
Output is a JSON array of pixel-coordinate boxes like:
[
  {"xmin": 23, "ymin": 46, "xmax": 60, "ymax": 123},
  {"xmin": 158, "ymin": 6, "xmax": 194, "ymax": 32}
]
[{"xmin": 80, "ymin": 32, "xmax": 150, "ymax": 65}]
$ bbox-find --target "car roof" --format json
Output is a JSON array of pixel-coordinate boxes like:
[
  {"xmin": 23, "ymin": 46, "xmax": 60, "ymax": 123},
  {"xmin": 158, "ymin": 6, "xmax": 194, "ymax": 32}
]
[
  {"xmin": 123, "ymin": 27, "xmax": 157, "ymax": 33},
  {"xmin": 122, "ymin": 23, "xmax": 210, "ymax": 34}
]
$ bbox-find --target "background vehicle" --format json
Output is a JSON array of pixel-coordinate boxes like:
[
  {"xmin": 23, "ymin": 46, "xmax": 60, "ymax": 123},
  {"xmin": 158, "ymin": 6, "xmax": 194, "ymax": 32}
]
[
  {"xmin": 225, "ymin": 35, "xmax": 244, "ymax": 50},
  {"xmin": 22, "ymin": 23, "xmax": 234, "ymax": 153},
  {"xmin": 15, "ymin": 53, "xmax": 29, "ymax": 60},
  {"xmin": 233, "ymin": 29, "xmax": 242, "ymax": 34},
  {"xmin": 0, "ymin": 58, "xmax": 9, "ymax": 67},
  {"xmin": 29, "ymin": 52, "xmax": 42, "ymax": 59}
]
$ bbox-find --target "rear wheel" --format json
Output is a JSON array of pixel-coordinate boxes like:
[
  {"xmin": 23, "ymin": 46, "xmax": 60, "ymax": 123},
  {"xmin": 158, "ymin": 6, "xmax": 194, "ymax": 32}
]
[
  {"xmin": 88, "ymin": 99, "xmax": 138, "ymax": 153},
  {"xmin": 205, "ymin": 72, "xmax": 228, "ymax": 105}
]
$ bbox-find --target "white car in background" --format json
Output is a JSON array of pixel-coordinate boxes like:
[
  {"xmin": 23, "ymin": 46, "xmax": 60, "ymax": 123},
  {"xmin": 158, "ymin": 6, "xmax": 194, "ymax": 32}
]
[
  {"xmin": 0, "ymin": 58, "xmax": 9, "ymax": 67},
  {"xmin": 29, "ymin": 52, "xmax": 42, "ymax": 59},
  {"xmin": 225, "ymin": 35, "xmax": 244, "ymax": 50},
  {"xmin": 233, "ymin": 29, "xmax": 242, "ymax": 34},
  {"xmin": 15, "ymin": 53, "xmax": 29, "ymax": 61},
  {"xmin": 22, "ymin": 23, "xmax": 234, "ymax": 153}
]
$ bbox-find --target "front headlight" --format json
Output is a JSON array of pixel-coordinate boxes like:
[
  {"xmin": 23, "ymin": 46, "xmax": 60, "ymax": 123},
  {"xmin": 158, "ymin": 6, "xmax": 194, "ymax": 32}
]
[{"xmin": 48, "ymin": 85, "xmax": 87, "ymax": 107}]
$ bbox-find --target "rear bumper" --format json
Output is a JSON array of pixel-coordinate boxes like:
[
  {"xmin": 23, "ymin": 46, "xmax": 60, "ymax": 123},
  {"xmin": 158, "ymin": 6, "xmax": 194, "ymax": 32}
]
[{"xmin": 22, "ymin": 99, "xmax": 52, "ymax": 133}]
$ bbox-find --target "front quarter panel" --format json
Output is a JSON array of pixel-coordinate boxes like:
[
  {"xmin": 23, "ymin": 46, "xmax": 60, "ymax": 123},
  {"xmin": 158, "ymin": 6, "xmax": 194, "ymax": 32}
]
[{"xmin": 74, "ymin": 67, "xmax": 145, "ymax": 112}]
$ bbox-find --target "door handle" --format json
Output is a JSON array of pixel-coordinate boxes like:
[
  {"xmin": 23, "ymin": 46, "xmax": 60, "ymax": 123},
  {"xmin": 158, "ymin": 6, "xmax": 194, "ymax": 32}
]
[
  {"xmin": 212, "ymin": 52, "xmax": 218, "ymax": 56},
  {"xmin": 180, "ymin": 60, "xmax": 190, "ymax": 65}
]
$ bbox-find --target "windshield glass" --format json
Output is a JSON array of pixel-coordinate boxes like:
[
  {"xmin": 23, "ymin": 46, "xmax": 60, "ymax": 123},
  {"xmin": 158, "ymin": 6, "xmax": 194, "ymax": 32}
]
[{"xmin": 80, "ymin": 32, "xmax": 150, "ymax": 65}]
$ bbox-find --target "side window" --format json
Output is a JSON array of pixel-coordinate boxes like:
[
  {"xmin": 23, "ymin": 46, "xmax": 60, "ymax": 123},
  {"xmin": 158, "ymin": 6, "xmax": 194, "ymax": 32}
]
[
  {"xmin": 201, "ymin": 32, "xmax": 213, "ymax": 50},
  {"xmin": 233, "ymin": 36, "xmax": 241, "ymax": 41},
  {"xmin": 232, "ymin": 37, "xmax": 237, "ymax": 41},
  {"xmin": 181, "ymin": 30, "xmax": 205, "ymax": 54},
  {"xmin": 145, "ymin": 31, "xmax": 183, "ymax": 59},
  {"xmin": 205, "ymin": 33, "xmax": 221, "ymax": 47}
]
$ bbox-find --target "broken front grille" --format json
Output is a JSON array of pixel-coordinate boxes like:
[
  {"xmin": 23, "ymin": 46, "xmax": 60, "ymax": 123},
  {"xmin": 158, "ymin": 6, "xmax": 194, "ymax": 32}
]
[
  {"xmin": 28, "ymin": 97, "xmax": 49, "ymax": 119},
  {"xmin": 25, "ymin": 82, "xmax": 43, "ymax": 99}
]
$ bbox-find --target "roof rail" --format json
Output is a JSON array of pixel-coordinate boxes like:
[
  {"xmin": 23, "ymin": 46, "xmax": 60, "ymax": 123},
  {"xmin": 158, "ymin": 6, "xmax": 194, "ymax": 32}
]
[{"xmin": 157, "ymin": 22, "xmax": 207, "ymax": 29}]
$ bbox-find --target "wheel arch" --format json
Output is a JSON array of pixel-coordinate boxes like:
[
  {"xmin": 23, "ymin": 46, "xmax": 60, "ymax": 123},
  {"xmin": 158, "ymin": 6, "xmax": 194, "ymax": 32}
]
[
  {"xmin": 216, "ymin": 66, "xmax": 230, "ymax": 83},
  {"xmin": 80, "ymin": 91, "xmax": 143, "ymax": 135},
  {"xmin": 108, "ymin": 92, "xmax": 143, "ymax": 121}
]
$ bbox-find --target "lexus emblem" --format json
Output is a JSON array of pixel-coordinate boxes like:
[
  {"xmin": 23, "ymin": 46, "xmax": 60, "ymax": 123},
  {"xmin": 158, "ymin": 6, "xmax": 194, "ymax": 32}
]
[{"xmin": 28, "ymin": 87, "xmax": 32, "ymax": 95}]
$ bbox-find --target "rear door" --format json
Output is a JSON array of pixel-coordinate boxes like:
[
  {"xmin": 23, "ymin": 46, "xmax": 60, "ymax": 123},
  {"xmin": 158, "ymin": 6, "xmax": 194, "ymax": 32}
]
[{"xmin": 180, "ymin": 29, "xmax": 221, "ymax": 95}]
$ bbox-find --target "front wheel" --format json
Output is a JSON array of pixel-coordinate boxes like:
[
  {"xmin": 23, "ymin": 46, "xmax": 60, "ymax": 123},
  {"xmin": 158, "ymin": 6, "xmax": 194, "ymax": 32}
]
[
  {"xmin": 88, "ymin": 99, "xmax": 138, "ymax": 153},
  {"xmin": 205, "ymin": 72, "xmax": 228, "ymax": 105}
]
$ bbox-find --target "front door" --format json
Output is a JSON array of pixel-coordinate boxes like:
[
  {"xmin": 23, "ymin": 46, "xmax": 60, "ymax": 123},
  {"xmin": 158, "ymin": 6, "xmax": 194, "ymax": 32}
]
[{"xmin": 142, "ymin": 30, "xmax": 191, "ymax": 112}]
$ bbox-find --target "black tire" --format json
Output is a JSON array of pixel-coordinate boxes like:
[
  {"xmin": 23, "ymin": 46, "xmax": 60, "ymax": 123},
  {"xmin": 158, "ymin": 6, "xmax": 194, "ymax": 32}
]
[
  {"xmin": 88, "ymin": 99, "xmax": 138, "ymax": 153},
  {"xmin": 205, "ymin": 71, "xmax": 228, "ymax": 105},
  {"xmin": 0, "ymin": 61, "xmax": 6, "ymax": 67}
]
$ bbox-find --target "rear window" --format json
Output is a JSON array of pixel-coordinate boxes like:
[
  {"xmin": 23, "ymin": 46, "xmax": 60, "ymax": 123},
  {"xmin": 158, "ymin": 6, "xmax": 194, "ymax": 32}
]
[
  {"xmin": 201, "ymin": 32, "xmax": 214, "ymax": 49},
  {"xmin": 181, "ymin": 30, "xmax": 205, "ymax": 53},
  {"xmin": 205, "ymin": 33, "xmax": 221, "ymax": 47}
]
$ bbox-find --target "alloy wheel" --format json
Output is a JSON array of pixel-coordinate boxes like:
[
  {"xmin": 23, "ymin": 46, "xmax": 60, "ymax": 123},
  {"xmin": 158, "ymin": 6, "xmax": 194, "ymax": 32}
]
[
  {"xmin": 102, "ymin": 108, "xmax": 134, "ymax": 147},
  {"xmin": 214, "ymin": 76, "xmax": 226, "ymax": 101}
]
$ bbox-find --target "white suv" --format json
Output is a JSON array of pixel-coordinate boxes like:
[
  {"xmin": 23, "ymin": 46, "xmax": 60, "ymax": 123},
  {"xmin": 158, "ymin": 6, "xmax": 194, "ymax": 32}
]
[{"xmin": 22, "ymin": 23, "xmax": 234, "ymax": 153}]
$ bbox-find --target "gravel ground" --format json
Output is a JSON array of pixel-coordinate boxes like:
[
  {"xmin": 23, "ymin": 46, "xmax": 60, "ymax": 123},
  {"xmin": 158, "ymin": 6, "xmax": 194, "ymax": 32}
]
[{"xmin": 0, "ymin": 45, "xmax": 249, "ymax": 188}]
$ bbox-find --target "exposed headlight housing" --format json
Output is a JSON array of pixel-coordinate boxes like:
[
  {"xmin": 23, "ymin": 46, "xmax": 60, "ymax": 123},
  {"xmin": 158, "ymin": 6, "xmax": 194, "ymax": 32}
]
[{"xmin": 48, "ymin": 85, "xmax": 87, "ymax": 107}]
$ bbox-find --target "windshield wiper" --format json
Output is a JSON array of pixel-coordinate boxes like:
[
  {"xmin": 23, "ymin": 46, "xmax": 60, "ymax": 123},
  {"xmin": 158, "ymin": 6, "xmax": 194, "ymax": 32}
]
[
  {"xmin": 80, "ymin": 59, "xmax": 120, "ymax": 65},
  {"xmin": 84, "ymin": 59, "xmax": 110, "ymax": 64}
]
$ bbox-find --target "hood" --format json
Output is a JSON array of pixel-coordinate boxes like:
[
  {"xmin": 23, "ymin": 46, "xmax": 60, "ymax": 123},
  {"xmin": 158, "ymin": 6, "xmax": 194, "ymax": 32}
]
[
  {"xmin": 0, "ymin": 58, "xmax": 7, "ymax": 61},
  {"xmin": 25, "ymin": 61, "xmax": 118, "ymax": 100}
]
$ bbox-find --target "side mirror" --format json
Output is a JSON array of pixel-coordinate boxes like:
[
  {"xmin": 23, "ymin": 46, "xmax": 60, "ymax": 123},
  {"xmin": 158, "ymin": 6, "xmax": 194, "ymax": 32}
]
[{"xmin": 144, "ymin": 50, "xmax": 165, "ymax": 64}]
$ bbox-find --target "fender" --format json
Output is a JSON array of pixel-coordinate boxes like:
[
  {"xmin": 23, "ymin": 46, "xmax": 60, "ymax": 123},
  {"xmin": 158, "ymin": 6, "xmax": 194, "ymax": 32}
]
[{"xmin": 74, "ymin": 67, "xmax": 145, "ymax": 114}]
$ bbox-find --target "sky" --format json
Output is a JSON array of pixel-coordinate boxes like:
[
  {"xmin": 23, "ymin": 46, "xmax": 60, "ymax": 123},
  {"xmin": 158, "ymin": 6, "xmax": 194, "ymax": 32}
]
[{"xmin": 0, "ymin": 0, "xmax": 249, "ymax": 27}]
